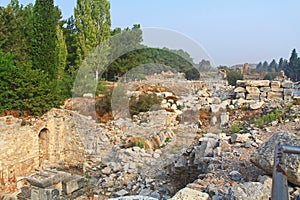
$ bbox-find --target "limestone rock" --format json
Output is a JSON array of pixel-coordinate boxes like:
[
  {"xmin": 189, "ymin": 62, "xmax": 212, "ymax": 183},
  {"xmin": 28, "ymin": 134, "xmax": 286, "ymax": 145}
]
[
  {"xmin": 231, "ymin": 133, "xmax": 251, "ymax": 143},
  {"xmin": 236, "ymin": 80, "xmax": 251, "ymax": 87},
  {"xmin": 251, "ymin": 80, "xmax": 270, "ymax": 87},
  {"xmin": 271, "ymin": 87, "xmax": 283, "ymax": 92},
  {"xmin": 250, "ymin": 131, "xmax": 300, "ymax": 186},
  {"xmin": 228, "ymin": 182, "xmax": 270, "ymax": 200},
  {"xmin": 282, "ymin": 81, "xmax": 294, "ymax": 88},
  {"xmin": 271, "ymin": 81, "xmax": 281, "ymax": 88},
  {"xmin": 109, "ymin": 195, "xmax": 158, "ymax": 200},
  {"xmin": 246, "ymin": 94, "xmax": 260, "ymax": 100},
  {"xmin": 170, "ymin": 188, "xmax": 210, "ymax": 200},
  {"xmin": 230, "ymin": 170, "xmax": 243, "ymax": 181},
  {"xmin": 210, "ymin": 116, "xmax": 217, "ymax": 126},
  {"xmin": 250, "ymin": 101, "xmax": 265, "ymax": 110},
  {"xmin": 234, "ymin": 87, "xmax": 246, "ymax": 93},
  {"xmin": 260, "ymin": 87, "xmax": 271, "ymax": 93},
  {"xmin": 284, "ymin": 89, "xmax": 294, "ymax": 97},
  {"xmin": 194, "ymin": 138, "xmax": 218, "ymax": 164},
  {"xmin": 220, "ymin": 112, "xmax": 229, "ymax": 127},
  {"xmin": 115, "ymin": 189, "xmax": 129, "ymax": 197},
  {"xmin": 246, "ymin": 87, "xmax": 260, "ymax": 94},
  {"xmin": 210, "ymin": 104, "xmax": 221, "ymax": 114},
  {"xmin": 267, "ymin": 92, "xmax": 282, "ymax": 101},
  {"xmin": 235, "ymin": 92, "xmax": 245, "ymax": 99}
]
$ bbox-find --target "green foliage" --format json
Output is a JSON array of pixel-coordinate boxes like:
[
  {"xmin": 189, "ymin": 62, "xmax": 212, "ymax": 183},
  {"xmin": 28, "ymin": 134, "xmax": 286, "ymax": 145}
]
[
  {"xmin": 129, "ymin": 94, "xmax": 162, "ymax": 117},
  {"xmin": 256, "ymin": 49, "xmax": 300, "ymax": 81},
  {"xmin": 252, "ymin": 109, "xmax": 282, "ymax": 128},
  {"xmin": 32, "ymin": 0, "xmax": 59, "ymax": 79},
  {"xmin": 74, "ymin": 0, "xmax": 111, "ymax": 66},
  {"xmin": 263, "ymin": 73, "xmax": 273, "ymax": 80},
  {"xmin": 231, "ymin": 122, "xmax": 241, "ymax": 133},
  {"xmin": 0, "ymin": 51, "xmax": 61, "ymax": 115},
  {"xmin": 106, "ymin": 47, "xmax": 197, "ymax": 81},
  {"xmin": 226, "ymin": 69, "xmax": 244, "ymax": 86},
  {"xmin": 165, "ymin": 138, "xmax": 171, "ymax": 143},
  {"xmin": 134, "ymin": 137, "xmax": 146, "ymax": 149},
  {"xmin": 0, "ymin": 1, "xmax": 33, "ymax": 69}
]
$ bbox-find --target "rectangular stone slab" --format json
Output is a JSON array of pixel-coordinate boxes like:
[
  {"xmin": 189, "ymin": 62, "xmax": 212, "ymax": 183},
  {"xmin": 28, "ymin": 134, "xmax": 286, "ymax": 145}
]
[
  {"xmin": 62, "ymin": 175, "xmax": 85, "ymax": 195},
  {"xmin": 26, "ymin": 170, "xmax": 69, "ymax": 188}
]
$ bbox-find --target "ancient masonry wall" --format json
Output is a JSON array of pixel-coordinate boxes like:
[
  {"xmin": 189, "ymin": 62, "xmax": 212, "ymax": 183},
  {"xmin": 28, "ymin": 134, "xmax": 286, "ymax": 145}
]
[
  {"xmin": 233, "ymin": 80, "xmax": 294, "ymax": 101},
  {"xmin": 0, "ymin": 109, "xmax": 85, "ymax": 186}
]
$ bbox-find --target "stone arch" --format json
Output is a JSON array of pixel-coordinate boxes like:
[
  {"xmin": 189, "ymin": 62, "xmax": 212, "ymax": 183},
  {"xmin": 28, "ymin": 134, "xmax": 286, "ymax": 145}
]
[{"xmin": 38, "ymin": 128, "xmax": 50, "ymax": 166}]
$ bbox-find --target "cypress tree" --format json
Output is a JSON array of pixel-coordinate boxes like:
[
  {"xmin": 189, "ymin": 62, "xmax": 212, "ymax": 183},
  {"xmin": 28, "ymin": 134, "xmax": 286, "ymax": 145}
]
[{"xmin": 32, "ymin": 0, "xmax": 58, "ymax": 79}]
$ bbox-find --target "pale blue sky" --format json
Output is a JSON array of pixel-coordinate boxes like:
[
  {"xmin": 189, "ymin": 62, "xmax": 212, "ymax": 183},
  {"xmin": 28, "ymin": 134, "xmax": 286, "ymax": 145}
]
[{"xmin": 1, "ymin": 0, "xmax": 300, "ymax": 66}]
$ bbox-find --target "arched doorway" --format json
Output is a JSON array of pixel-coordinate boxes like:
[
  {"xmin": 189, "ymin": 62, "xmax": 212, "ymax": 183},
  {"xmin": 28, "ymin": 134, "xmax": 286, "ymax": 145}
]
[{"xmin": 38, "ymin": 128, "xmax": 50, "ymax": 166}]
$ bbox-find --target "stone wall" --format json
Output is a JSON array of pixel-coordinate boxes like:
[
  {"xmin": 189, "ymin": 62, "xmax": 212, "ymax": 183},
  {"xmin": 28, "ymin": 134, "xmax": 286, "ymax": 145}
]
[
  {"xmin": 0, "ymin": 109, "xmax": 85, "ymax": 191},
  {"xmin": 233, "ymin": 80, "xmax": 294, "ymax": 101}
]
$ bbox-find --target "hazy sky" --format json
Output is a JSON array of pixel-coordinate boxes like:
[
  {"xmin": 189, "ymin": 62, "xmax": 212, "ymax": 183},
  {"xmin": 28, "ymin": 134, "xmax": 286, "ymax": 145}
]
[{"xmin": 1, "ymin": 0, "xmax": 299, "ymax": 66}]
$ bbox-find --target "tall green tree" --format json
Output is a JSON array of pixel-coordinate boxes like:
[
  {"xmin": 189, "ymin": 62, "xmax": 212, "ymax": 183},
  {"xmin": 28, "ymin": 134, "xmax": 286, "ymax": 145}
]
[
  {"xmin": 32, "ymin": 0, "xmax": 59, "ymax": 79},
  {"xmin": 268, "ymin": 59, "xmax": 278, "ymax": 72},
  {"xmin": 74, "ymin": 0, "xmax": 111, "ymax": 83},
  {"xmin": 64, "ymin": 16, "xmax": 78, "ymax": 70},
  {"xmin": 0, "ymin": 50, "xmax": 56, "ymax": 116},
  {"xmin": 74, "ymin": 0, "xmax": 111, "ymax": 63},
  {"xmin": 0, "ymin": 0, "xmax": 32, "ymax": 68},
  {"xmin": 286, "ymin": 48, "xmax": 300, "ymax": 81}
]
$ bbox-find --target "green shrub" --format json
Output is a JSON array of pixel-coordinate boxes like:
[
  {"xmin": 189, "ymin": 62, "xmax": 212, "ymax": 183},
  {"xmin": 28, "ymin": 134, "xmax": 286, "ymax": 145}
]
[
  {"xmin": 134, "ymin": 137, "xmax": 146, "ymax": 149},
  {"xmin": 252, "ymin": 109, "xmax": 283, "ymax": 128},
  {"xmin": 231, "ymin": 122, "xmax": 241, "ymax": 133},
  {"xmin": 129, "ymin": 94, "xmax": 162, "ymax": 117},
  {"xmin": 226, "ymin": 70, "xmax": 244, "ymax": 86}
]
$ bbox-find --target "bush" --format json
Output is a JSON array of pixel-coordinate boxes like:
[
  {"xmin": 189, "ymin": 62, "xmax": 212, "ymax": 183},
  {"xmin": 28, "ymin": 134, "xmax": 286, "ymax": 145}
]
[
  {"xmin": 252, "ymin": 109, "xmax": 282, "ymax": 128},
  {"xmin": 231, "ymin": 122, "xmax": 241, "ymax": 133},
  {"xmin": 129, "ymin": 94, "xmax": 162, "ymax": 117},
  {"xmin": 263, "ymin": 73, "xmax": 273, "ymax": 80},
  {"xmin": 134, "ymin": 137, "xmax": 146, "ymax": 149},
  {"xmin": 227, "ymin": 70, "xmax": 244, "ymax": 86}
]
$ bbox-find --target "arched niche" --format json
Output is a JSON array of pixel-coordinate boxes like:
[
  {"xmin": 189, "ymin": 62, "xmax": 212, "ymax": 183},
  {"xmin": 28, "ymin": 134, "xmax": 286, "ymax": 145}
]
[{"xmin": 38, "ymin": 128, "xmax": 50, "ymax": 166}]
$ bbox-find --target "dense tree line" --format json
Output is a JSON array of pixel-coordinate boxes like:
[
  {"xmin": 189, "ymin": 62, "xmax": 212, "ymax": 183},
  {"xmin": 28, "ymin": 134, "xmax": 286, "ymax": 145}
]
[
  {"xmin": 0, "ymin": 0, "xmax": 198, "ymax": 116},
  {"xmin": 256, "ymin": 49, "xmax": 300, "ymax": 81}
]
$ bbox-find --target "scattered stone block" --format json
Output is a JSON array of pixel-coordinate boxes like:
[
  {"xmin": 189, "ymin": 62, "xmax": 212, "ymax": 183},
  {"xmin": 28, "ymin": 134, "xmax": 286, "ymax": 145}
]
[
  {"xmin": 271, "ymin": 87, "xmax": 283, "ymax": 92},
  {"xmin": 62, "ymin": 175, "xmax": 84, "ymax": 195},
  {"xmin": 231, "ymin": 133, "xmax": 251, "ymax": 143},
  {"xmin": 31, "ymin": 187, "xmax": 60, "ymax": 200},
  {"xmin": 220, "ymin": 112, "xmax": 229, "ymax": 127},
  {"xmin": 235, "ymin": 92, "xmax": 245, "ymax": 99},
  {"xmin": 237, "ymin": 80, "xmax": 251, "ymax": 87},
  {"xmin": 251, "ymin": 80, "xmax": 270, "ymax": 87},
  {"xmin": 234, "ymin": 87, "xmax": 246, "ymax": 93},
  {"xmin": 26, "ymin": 170, "xmax": 68, "ymax": 188},
  {"xmin": 251, "ymin": 131, "xmax": 300, "ymax": 186},
  {"xmin": 250, "ymin": 101, "xmax": 265, "ymax": 110},
  {"xmin": 282, "ymin": 81, "xmax": 294, "ymax": 88},
  {"xmin": 170, "ymin": 188, "xmax": 210, "ymax": 200},
  {"xmin": 194, "ymin": 138, "xmax": 218, "ymax": 164},
  {"xmin": 259, "ymin": 87, "xmax": 271, "ymax": 93},
  {"xmin": 271, "ymin": 81, "xmax": 281, "ymax": 88},
  {"xmin": 228, "ymin": 182, "xmax": 270, "ymax": 200},
  {"xmin": 267, "ymin": 92, "xmax": 283, "ymax": 100},
  {"xmin": 284, "ymin": 89, "xmax": 294, "ymax": 97},
  {"xmin": 115, "ymin": 189, "xmax": 129, "ymax": 197},
  {"xmin": 246, "ymin": 94, "xmax": 260, "ymax": 100},
  {"xmin": 246, "ymin": 87, "xmax": 260, "ymax": 94}
]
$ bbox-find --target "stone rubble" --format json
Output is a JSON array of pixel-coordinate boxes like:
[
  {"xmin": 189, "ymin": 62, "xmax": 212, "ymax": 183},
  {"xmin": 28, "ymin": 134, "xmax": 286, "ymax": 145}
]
[{"xmin": 3, "ymin": 75, "xmax": 300, "ymax": 200}]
